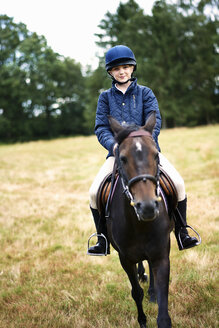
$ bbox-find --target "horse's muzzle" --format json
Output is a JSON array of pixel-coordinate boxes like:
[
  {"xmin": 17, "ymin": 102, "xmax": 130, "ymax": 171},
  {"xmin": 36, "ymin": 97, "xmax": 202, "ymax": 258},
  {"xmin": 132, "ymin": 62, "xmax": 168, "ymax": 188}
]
[{"xmin": 135, "ymin": 199, "xmax": 159, "ymax": 221}]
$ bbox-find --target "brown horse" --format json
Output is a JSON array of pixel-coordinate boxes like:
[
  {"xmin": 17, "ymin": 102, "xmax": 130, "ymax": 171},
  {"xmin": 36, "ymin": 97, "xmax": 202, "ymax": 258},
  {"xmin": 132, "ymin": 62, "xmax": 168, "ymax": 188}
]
[{"xmin": 107, "ymin": 112, "xmax": 173, "ymax": 328}]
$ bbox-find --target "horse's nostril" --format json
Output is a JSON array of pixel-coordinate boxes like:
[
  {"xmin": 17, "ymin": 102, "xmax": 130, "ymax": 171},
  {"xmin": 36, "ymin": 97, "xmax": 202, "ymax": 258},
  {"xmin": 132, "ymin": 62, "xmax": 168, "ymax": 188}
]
[{"xmin": 136, "ymin": 202, "xmax": 142, "ymax": 210}]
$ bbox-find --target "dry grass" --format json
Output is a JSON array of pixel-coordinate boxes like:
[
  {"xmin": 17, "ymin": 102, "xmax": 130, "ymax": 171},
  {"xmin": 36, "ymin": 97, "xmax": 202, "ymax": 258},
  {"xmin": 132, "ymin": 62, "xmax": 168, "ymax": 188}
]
[{"xmin": 0, "ymin": 125, "xmax": 218, "ymax": 328}]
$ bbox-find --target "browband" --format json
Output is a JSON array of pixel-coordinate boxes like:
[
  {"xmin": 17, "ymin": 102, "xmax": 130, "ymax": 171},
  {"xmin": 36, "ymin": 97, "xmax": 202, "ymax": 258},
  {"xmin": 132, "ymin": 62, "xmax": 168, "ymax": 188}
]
[{"xmin": 128, "ymin": 130, "xmax": 152, "ymax": 138}]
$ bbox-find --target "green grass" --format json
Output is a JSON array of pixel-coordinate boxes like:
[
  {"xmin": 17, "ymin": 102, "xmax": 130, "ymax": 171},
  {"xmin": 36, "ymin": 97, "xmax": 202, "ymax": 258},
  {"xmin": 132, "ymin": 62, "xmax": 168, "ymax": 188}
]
[{"xmin": 0, "ymin": 125, "xmax": 219, "ymax": 328}]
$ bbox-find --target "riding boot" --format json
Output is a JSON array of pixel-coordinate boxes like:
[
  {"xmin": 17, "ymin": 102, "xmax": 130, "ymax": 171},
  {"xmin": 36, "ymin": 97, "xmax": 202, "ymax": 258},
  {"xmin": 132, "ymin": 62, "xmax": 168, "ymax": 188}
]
[
  {"xmin": 87, "ymin": 207, "xmax": 110, "ymax": 255},
  {"xmin": 174, "ymin": 197, "xmax": 199, "ymax": 251}
]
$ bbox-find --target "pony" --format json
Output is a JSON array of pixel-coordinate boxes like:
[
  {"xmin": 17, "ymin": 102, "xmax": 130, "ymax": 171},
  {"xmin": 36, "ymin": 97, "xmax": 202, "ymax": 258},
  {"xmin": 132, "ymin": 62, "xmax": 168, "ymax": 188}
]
[{"xmin": 106, "ymin": 112, "xmax": 173, "ymax": 328}]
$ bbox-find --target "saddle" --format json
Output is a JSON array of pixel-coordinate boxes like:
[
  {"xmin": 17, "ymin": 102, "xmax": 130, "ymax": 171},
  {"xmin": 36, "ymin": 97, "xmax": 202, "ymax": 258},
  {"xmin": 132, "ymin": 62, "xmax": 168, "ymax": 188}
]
[
  {"xmin": 96, "ymin": 173, "xmax": 117, "ymax": 215},
  {"xmin": 159, "ymin": 167, "xmax": 178, "ymax": 214},
  {"xmin": 96, "ymin": 168, "xmax": 178, "ymax": 217}
]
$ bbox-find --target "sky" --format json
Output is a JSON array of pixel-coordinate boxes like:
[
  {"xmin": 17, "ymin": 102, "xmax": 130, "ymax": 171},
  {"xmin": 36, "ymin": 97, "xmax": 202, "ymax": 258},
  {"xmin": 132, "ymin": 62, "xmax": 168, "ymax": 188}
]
[{"xmin": 1, "ymin": 0, "xmax": 155, "ymax": 69}]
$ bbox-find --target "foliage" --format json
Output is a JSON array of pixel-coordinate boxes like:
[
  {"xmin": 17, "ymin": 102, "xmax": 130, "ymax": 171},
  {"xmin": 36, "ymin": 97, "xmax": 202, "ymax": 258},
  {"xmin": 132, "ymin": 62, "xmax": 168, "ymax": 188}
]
[
  {"xmin": 0, "ymin": 15, "xmax": 85, "ymax": 141},
  {"xmin": 83, "ymin": 65, "xmax": 111, "ymax": 133}
]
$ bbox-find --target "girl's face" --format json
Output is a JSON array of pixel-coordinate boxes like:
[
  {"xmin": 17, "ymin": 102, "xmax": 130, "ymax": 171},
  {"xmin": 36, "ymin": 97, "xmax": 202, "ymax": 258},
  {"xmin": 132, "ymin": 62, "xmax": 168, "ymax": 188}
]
[{"xmin": 109, "ymin": 64, "xmax": 134, "ymax": 83}]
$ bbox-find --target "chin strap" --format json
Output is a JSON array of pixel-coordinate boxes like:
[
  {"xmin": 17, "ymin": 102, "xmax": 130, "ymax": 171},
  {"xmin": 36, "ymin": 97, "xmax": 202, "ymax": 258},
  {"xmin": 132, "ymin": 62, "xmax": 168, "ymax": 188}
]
[
  {"xmin": 109, "ymin": 74, "xmax": 135, "ymax": 85},
  {"xmin": 116, "ymin": 78, "xmax": 132, "ymax": 85}
]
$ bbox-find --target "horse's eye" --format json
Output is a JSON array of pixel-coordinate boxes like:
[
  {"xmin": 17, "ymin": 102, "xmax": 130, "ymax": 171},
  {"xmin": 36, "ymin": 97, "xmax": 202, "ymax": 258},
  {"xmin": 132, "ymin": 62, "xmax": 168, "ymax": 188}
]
[{"xmin": 120, "ymin": 155, "xmax": 127, "ymax": 165}]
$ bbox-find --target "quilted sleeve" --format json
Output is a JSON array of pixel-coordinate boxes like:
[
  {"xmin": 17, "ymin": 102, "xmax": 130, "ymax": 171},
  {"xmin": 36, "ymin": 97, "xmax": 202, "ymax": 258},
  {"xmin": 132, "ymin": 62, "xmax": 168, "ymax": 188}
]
[
  {"xmin": 95, "ymin": 92, "xmax": 116, "ymax": 154},
  {"xmin": 142, "ymin": 87, "xmax": 162, "ymax": 151}
]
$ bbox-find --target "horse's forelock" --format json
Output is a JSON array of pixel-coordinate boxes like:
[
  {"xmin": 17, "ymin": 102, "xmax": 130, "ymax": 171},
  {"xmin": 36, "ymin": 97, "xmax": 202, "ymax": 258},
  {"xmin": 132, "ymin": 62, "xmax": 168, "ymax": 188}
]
[{"xmin": 115, "ymin": 125, "xmax": 139, "ymax": 145}]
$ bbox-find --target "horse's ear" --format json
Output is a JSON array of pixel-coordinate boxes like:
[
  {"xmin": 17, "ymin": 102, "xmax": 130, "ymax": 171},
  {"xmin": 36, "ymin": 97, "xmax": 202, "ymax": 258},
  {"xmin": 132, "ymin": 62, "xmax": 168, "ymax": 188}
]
[
  {"xmin": 108, "ymin": 115, "xmax": 125, "ymax": 135},
  {"xmin": 143, "ymin": 111, "xmax": 156, "ymax": 134}
]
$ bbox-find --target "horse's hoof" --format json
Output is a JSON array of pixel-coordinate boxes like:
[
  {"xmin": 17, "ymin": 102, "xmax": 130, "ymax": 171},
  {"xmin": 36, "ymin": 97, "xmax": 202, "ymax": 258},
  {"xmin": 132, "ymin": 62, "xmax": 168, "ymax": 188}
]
[{"xmin": 140, "ymin": 324, "xmax": 146, "ymax": 328}]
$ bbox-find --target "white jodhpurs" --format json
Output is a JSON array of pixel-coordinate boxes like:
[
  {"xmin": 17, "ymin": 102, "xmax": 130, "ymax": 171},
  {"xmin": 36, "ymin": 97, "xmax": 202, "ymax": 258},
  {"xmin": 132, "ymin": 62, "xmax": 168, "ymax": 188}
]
[
  {"xmin": 159, "ymin": 153, "xmax": 185, "ymax": 201},
  {"xmin": 89, "ymin": 153, "xmax": 186, "ymax": 209},
  {"xmin": 89, "ymin": 156, "xmax": 115, "ymax": 209}
]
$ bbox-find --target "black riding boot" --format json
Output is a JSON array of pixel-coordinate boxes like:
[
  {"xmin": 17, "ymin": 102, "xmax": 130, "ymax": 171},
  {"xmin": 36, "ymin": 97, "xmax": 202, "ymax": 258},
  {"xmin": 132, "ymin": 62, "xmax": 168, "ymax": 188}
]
[
  {"xmin": 87, "ymin": 207, "xmax": 110, "ymax": 256},
  {"xmin": 174, "ymin": 198, "xmax": 199, "ymax": 251}
]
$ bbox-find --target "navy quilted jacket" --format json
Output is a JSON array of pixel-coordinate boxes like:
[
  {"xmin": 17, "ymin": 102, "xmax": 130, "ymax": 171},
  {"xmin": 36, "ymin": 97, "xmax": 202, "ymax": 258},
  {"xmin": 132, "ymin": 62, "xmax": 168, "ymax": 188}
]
[{"xmin": 95, "ymin": 78, "xmax": 162, "ymax": 157}]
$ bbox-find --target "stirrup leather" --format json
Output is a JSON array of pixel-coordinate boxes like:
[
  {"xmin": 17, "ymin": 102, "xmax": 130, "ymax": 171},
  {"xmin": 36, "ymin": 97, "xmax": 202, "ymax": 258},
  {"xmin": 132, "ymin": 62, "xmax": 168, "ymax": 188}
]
[{"xmin": 87, "ymin": 233, "xmax": 108, "ymax": 256}]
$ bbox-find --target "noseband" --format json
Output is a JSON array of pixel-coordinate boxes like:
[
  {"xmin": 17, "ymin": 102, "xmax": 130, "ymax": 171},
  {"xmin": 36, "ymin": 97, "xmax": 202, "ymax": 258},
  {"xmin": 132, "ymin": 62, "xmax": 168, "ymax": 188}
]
[
  {"xmin": 115, "ymin": 129, "xmax": 160, "ymax": 220},
  {"xmin": 128, "ymin": 174, "xmax": 157, "ymax": 188}
]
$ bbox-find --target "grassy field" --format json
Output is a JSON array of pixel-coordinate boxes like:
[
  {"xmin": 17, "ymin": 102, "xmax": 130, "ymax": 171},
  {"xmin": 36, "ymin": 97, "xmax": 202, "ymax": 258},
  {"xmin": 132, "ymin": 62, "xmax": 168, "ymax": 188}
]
[{"xmin": 0, "ymin": 125, "xmax": 218, "ymax": 328}]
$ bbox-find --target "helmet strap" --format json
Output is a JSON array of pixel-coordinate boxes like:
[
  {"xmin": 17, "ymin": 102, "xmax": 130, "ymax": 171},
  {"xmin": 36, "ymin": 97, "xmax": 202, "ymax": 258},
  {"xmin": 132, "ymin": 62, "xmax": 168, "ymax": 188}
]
[
  {"xmin": 109, "ymin": 73, "xmax": 135, "ymax": 85},
  {"xmin": 116, "ymin": 78, "xmax": 131, "ymax": 85}
]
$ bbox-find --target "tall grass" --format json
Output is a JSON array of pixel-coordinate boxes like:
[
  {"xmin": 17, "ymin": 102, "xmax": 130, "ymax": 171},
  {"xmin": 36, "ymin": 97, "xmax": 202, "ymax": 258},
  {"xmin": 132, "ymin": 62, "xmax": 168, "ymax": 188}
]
[{"xmin": 0, "ymin": 125, "xmax": 218, "ymax": 328}]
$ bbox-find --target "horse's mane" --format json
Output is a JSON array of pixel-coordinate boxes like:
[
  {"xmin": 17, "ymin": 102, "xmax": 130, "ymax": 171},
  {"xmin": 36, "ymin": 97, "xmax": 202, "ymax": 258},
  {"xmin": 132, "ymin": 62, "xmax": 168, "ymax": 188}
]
[{"xmin": 115, "ymin": 124, "xmax": 140, "ymax": 145}]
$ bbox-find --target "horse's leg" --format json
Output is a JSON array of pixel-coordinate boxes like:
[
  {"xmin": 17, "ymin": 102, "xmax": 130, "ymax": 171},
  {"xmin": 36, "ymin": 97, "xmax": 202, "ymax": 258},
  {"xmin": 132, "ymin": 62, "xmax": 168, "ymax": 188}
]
[
  {"xmin": 147, "ymin": 260, "xmax": 156, "ymax": 303},
  {"xmin": 152, "ymin": 257, "xmax": 172, "ymax": 328},
  {"xmin": 119, "ymin": 254, "xmax": 147, "ymax": 328},
  {"xmin": 138, "ymin": 262, "xmax": 148, "ymax": 283}
]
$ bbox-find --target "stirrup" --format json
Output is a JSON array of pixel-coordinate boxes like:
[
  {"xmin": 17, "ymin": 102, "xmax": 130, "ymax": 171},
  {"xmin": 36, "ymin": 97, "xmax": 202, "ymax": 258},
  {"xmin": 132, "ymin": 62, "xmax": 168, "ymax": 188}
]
[
  {"xmin": 87, "ymin": 233, "xmax": 108, "ymax": 256},
  {"xmin": 177, "ymin": 225, "xmax": 202, "ymax": 250}
]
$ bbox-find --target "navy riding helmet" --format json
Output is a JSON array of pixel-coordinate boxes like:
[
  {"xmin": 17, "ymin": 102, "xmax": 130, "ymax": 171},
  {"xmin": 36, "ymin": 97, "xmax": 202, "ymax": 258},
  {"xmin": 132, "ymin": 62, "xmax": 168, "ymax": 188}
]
[{"xmin": 105, "ymin": 45, "xmax": 137, "ymax": 72}]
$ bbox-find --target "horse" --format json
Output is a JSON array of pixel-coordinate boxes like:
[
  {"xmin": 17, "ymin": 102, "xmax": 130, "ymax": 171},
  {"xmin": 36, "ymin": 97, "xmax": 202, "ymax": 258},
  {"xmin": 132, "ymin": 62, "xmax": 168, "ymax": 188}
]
[{"xmin": 106, "ymin": 112, "xmax": 173, "ymax": 328}]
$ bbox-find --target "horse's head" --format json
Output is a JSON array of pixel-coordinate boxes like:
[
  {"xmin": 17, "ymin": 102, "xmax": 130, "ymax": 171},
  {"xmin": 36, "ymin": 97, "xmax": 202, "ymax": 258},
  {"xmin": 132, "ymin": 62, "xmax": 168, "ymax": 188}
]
[{"xmin": 109, "ymin": 112, "xmax": 160, "ymax": 222}]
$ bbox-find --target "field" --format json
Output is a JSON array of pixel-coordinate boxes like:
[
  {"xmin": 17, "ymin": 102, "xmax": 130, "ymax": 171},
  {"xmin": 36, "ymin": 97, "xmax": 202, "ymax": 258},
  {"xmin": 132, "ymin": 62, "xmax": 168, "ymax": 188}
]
[{"xmin": 0, "ymin": 125, "xmax": 219, "ymax": 328}]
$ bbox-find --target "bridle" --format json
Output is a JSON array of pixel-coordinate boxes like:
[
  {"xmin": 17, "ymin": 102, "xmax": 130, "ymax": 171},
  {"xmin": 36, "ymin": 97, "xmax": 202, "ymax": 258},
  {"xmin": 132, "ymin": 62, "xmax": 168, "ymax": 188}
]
[{"xmin": 115, "ymin": 129, "xmax": 161, "ymax": 220}]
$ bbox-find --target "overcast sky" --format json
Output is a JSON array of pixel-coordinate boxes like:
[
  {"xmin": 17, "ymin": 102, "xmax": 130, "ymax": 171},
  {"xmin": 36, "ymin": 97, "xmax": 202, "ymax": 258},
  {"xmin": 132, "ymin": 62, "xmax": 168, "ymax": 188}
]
[{"xmin": 1, "ymin": 0, "xmax": 155, "ymax": 68}]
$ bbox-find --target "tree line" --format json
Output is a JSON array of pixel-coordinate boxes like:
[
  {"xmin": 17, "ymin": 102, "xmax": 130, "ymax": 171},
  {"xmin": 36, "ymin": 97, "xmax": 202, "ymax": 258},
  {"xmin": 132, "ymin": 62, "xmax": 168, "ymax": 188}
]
[{"xmin": 0, "ymin": 0, "xmax": 218, "ymax": 142}]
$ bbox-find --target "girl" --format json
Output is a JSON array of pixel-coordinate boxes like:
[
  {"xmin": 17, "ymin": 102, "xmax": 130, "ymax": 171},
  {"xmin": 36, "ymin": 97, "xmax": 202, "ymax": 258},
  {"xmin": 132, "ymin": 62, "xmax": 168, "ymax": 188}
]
[{"xmin": 88, "ymin": 45, "xmax": 199, "ymax": 255}]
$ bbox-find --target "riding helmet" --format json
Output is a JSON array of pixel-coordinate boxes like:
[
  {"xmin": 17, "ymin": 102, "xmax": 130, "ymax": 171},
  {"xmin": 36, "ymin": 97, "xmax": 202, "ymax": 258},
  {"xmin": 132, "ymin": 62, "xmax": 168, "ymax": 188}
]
[{"xmin": 105, "ymin": 45, "xmax": 137, "ymax": 71}]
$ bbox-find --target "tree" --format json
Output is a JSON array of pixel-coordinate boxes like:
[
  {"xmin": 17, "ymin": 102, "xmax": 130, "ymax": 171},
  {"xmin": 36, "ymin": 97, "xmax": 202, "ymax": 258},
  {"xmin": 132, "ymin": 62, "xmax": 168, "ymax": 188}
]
[
  {"xmin": 18, "ymin": 33, "xmax": 86, "ymax": 137},
  {"xmin": 0, "ymin": 15, "xmax": 86, "ymax": 141},
  {"xmin": 56, "ymin": 57, "xmax": 85, "ymax": 136},
  {"xmin": 0, "ymin": 15, "xmax": 30, "ymax": 139},
  {"xmin": 83, "ymin": 64, "xmax": 111, "ymax": 133}
]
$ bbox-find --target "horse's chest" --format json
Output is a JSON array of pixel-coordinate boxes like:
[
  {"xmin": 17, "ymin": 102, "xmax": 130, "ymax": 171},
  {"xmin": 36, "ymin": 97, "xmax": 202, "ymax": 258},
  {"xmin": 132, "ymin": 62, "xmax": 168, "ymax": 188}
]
[{"xmin": 112, "ymin": 228, "xmax": 160, "ymax": 261}]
